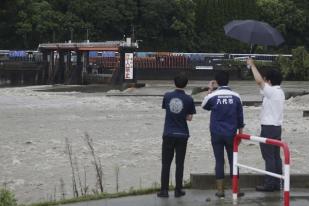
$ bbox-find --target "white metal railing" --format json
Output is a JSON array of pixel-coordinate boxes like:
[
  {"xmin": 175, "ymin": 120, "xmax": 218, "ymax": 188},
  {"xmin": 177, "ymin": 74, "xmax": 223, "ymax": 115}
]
[{"xmin": 232, "ymin": 133, "xmax": 290, "ymax": 206}]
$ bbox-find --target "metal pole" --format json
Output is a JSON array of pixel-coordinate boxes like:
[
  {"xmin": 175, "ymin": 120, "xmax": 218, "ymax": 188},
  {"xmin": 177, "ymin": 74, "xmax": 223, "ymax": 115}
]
[
  {"xmin": 70, "ymin": 28, "xmax": 73, "ymax": 42},
  {"xmin": 86, "ymin": 29, "xmax": 89, "ymax": 41},
  {"xmin": 53, "ymin": 31, "xmax": 56, "ymax": 43}
]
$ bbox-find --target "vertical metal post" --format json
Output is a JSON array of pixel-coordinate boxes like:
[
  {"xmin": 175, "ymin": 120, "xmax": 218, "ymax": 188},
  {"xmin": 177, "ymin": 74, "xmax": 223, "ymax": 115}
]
[
  {"xmin": 58, "ymin": 51, "xmax": 65, "ymax": 83},
  {"xmin": 49, "ymin": 50, "xmax": 54, "ymax": 83},
  {"xmin": 232, "ymin": 134, "xmax": 240, "ymax": 201},
  {"xmin": 20, "ymin": 71, "xmax": 24, "ymax": 85},
  {"xmin": 82, "ymin": 51, "xmax": 89, "ymax": 84},
  {"xmin": 42, "ymin": 51, "xmax": 48, "ymax": 83},
  {"xmin": 76, "ymin": 51, "xmax": 82, "ymax": 84},
  {"xmin": 35, "ymin": 71, "xmax": 39, "ymax": 84}
]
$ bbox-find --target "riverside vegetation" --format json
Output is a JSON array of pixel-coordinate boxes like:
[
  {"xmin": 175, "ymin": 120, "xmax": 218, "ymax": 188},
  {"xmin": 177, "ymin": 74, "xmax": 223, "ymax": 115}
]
[
  {"xmin": 1, "ymin": 0, "xmax": 309, "ymax": 80},
  {"xmin": 0, "ymin": 187, "xmax": 17, "ymax": 206},
  {"xmin": 1, "ymin": 0, "xmax": 308, "ymax": 53}
]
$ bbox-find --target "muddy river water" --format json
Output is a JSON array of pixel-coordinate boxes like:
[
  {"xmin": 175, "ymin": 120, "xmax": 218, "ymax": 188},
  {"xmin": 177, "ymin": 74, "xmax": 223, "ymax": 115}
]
[{"xmin": 0, "ymin": 81, "xmax": 308, "ymax": 204}]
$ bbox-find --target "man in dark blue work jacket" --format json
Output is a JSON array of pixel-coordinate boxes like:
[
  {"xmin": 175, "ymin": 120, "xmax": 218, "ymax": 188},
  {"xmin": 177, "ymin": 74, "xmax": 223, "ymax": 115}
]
[
  {"xmin": 201, "ymin": 71, "xmax": 244, "ymax": 198},
  {"xmin": 157, "ymin": 74, "xmax": 196, "ymax": 198}
]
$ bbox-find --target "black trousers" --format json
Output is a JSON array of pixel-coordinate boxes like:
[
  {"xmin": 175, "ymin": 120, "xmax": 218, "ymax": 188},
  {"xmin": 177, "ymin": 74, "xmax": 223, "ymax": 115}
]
[
  {"xmin": 160, "ymin": 137, "xmax": 188, "ymax": 190},
  {"xmin": 211, "ymin": 134, "xmax": 234, "ymax": 179},
  {"xmin": 260, "ymin": 125, "xmax": 282, "ymax": 188}
]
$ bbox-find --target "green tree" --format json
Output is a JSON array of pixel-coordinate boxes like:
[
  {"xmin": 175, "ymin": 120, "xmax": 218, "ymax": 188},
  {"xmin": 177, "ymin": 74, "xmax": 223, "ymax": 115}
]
[
  {"xmin": 278, "ymin": 46, "xmax": 309, "ymax": 80},
  {"xmin": 14, "ymin": 0, "xmax": 62, "ymax": 48},
  {"xmin": 79, "ymin": 0, "xmax": 138, "ymax": 41},
  {"xmin": 0, "ymin": 0, "xmax": 307, "ymax": 52},
  {"xmin": 0, "ymin": 0, "xmax": 23, "ymax": 49},
  {"xmin": 291, "ymin": 0, "xmax": 309, "ymax": 48},
  {"xmin": 257, "ymin": 0, "xmax": 307, "ymax": 51},
  {"xmin": 168, "ymin": 0, "xmax": 196, "ymax": 51},
  {"xmin": 194, "ymin": 0, "xmax": 259, "ymax": 52},
  {"xmin": 136, "ymin": 0, "xmax": 176, "ymax": 50}
]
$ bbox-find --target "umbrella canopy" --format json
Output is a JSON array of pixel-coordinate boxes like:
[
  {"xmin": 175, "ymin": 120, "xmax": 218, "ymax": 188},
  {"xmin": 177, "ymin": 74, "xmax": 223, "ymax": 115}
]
[{"xmin": 224, "ymin": 20, "xmax": 284, "ymax": 46}]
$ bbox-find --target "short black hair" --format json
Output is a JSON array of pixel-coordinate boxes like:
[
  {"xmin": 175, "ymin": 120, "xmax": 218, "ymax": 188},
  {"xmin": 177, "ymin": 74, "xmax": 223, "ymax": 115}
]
[
  {"xmin": 215, "ymin": 71, "xmax": 229, "ymax": 86},
  {"xmin": 174, "ymin": 74, "xmax": 188, "ymax": 88},
  {"xmin": 264, "ymin": 69, "xmax": 282, "ymax": 86}
]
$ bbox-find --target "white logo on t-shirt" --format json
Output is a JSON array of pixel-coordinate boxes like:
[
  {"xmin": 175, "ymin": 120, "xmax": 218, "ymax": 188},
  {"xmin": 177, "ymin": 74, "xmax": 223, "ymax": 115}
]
[{"xmin": 169, "ymin": 98, "xmax": 183, "ymax": 114}]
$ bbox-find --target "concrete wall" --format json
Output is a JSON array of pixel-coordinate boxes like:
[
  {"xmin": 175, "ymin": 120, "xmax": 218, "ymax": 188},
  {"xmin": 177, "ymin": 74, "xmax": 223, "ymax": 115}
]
[
  {"xmin": 135, "ymin": 68, "xmax": 243, "ymax": 80},
  {"xmin": 0, "ymin": 61, "xmax": 43, "ymax": 86},
  {"xmin": 191, "ymin": 173, "xmax": 309, "ymax": 189}
]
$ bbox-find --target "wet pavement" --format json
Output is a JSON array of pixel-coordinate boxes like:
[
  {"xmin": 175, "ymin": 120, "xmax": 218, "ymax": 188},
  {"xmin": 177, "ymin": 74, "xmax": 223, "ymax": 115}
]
[{"xmin": 61, "ymin": 189, "xmax": 309, "ymax": 206}]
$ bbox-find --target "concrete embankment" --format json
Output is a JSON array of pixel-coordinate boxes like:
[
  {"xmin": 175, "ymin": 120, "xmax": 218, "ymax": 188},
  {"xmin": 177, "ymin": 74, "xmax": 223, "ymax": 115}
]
[{"xmin": 191, "ymin": 173, "xmax": 309, "ymax": 189}]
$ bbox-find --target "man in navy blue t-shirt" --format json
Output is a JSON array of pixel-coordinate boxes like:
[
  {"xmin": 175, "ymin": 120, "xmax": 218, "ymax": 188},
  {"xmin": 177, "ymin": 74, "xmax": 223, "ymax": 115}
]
[{"xmin": 157, "ymin": 74, "xmax": 196, "ymax": 198}]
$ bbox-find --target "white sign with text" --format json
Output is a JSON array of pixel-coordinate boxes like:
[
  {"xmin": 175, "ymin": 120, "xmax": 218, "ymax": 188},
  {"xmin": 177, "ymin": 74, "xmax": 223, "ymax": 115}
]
[{"xmin": 125, "ymin": 53, "xmax": 134, "ymax": 80}]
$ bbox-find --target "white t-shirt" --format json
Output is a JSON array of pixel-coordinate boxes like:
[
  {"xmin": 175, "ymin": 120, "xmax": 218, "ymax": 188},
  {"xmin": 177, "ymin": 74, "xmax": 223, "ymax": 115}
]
[{"xmin": 260, "ymin": 83, "xmax": 285, "ymax": 126}]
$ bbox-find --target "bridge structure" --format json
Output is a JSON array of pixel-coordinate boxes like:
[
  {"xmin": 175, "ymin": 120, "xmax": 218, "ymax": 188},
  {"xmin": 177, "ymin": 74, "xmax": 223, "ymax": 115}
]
[{"xmin": 38, "ymin": 39, "xmax": 138, "ymax": 85}]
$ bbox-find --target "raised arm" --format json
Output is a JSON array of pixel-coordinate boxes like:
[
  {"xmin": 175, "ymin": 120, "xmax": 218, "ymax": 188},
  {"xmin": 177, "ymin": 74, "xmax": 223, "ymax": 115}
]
[{"xmin": 247, "ymin": 58, "xmax": 265, "ymax": 89}]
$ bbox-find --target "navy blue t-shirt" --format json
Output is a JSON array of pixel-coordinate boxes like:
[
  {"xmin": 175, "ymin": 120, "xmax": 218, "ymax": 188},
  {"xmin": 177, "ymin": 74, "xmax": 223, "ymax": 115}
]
[{"xmin": 162, "ymin": 89, "xmax": 196, "ymax": 138}]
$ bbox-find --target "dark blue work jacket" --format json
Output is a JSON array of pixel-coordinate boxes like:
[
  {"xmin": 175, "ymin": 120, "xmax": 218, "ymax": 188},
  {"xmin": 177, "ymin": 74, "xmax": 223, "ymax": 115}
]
[{"xmin": 202, "ymin": 86, "xmax": 244, "ymax": 137}]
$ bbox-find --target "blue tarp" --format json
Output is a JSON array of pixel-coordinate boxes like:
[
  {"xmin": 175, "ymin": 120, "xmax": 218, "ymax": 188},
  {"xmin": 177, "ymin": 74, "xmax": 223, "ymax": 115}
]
[
  {"xmin": 9, "ymin": 51, "xmax": 27, "ymax": 57},
  {"xmin": 89, "ymin": 51, "xmax": 97, "ymax": 57},
  {"xmin": 135, "ymin": 52, "xmax": 155, "ymax": 57},
  {"xmin": 89, "ymin": 51, "xmax": 116, "ymax": 58},
  {"xmin": 101, "ymin": 51, "xmax": 115, "ymax": 57}
]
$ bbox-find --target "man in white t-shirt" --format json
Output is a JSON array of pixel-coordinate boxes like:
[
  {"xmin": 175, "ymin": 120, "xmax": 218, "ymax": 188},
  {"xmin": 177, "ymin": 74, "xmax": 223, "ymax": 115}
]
[{"xmin": 247, "ymin": 58, "xmax": 285, "ymax": 192}]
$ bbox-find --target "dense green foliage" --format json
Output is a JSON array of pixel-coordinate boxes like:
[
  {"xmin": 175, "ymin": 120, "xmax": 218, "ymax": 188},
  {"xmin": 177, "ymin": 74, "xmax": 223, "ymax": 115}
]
[
  {"xmin": 278, "ymin": 46, "xmax": 309, "ymax": 80},
  {"xmin": 0, "ymin": 0, "xmax": 308, "ymax": 52},
  {"xmin": 0, "ymin": 188, "xmax": 17, "ymax": 206}
]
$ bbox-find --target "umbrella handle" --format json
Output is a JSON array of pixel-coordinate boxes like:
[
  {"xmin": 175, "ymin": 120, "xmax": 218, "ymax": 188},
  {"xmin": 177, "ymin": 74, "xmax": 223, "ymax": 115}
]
[
  {"xmin": 247, "ymin": 44, "xmax": 256, "ymax": 69},
  {"xmin": 250, "ymin": 44, "xmax": 257, "ymax": 54},
  {"xmin": 250, "ymin": 44, "xmax": 253, "ymax": 54}
]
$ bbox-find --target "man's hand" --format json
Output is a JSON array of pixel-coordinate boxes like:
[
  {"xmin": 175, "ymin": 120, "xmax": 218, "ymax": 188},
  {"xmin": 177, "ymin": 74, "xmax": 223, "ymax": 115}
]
[
  {"xmin": 186, "ymin": 114, "xmax": 193, "ymax": 121},
  {"xmin": 246, "ymin": 58, "xmax": 255, "ymax": 68},
  {"xmin": 246, "ymin": 58, "xmax": 265, "ymax": 88},
  {"xmin": 207, "ymin": 80, "xmax": 217, "ymax": 93}
]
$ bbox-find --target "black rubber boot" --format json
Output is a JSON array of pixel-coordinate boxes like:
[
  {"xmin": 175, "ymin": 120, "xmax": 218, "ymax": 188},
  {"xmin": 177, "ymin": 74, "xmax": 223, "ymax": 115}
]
[
  {"xmin": 174, "ymin": 189, "xmax": 186, "ymax": 198},
  {"xmin": 157, "ymin": 190, "xmax": 169, "ymax": 198}
]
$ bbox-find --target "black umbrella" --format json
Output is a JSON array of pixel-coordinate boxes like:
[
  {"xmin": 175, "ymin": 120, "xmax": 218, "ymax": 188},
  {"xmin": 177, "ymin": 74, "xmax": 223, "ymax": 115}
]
[{"xmin": 224, "ymin": 20, "xmax": 284, "ymax": 49}]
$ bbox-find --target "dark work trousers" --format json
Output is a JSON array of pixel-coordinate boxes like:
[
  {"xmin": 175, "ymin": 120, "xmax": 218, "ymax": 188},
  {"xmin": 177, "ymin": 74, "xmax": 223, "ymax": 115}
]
[
  {"xmin": 211, "ymin": 134, "xmax": 234, "ymax": 179},
  {"xmin": 260, "ymin": 125, "xmax": 282, "ymax": 188},
  {"xmin": 160, "ymin": 136, "xmax": 188, "ymax": 191}
]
